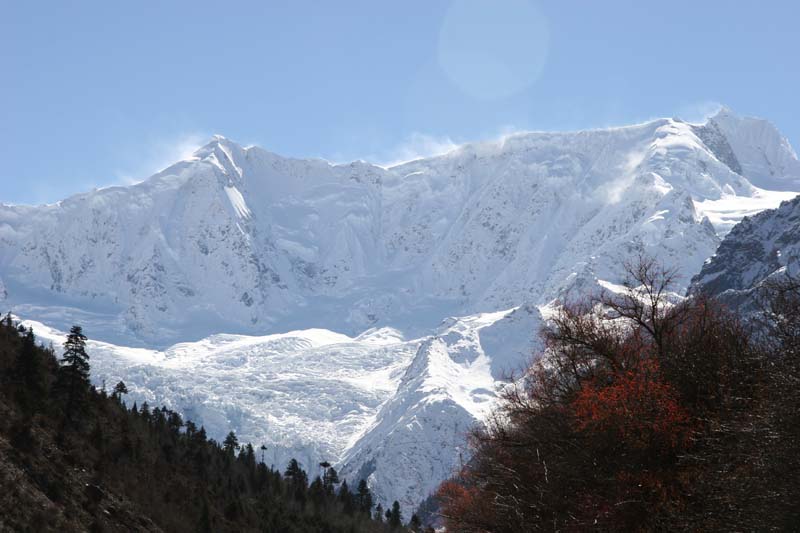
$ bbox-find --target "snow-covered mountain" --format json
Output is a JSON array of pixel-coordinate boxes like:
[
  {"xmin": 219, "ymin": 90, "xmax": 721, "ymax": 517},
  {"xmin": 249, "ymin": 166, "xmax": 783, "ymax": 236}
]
[
  {"xmin": 3, "ymin": 108, "xmax": 799, "ymax": 513},
  {"xmin": 689, "ymin": 193, "xmax": 800, "ymax": 307},
  {"xmin": 5, "ymin": 108, "xmax": 798, "ymax": 347}
]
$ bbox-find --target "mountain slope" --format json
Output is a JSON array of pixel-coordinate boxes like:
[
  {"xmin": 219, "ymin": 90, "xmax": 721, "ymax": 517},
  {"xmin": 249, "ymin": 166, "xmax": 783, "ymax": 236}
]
[
  {"xmin": 689, "ymin": 193, "xmax": 800, "ymax": 306},
  {"xmin": 0, "ymin": 321, "xmax": 392, "ymax": 533},
  {"xmin": 3, "ymin": 108, "xmax": 800, "ymax": 513},
  {"xmin": 5, "ymin": 109, "xmax": 797, "ymax": 346},
  {"xmin": 21, "ymin": 305, "xmax": 541, "ymax": 514}
]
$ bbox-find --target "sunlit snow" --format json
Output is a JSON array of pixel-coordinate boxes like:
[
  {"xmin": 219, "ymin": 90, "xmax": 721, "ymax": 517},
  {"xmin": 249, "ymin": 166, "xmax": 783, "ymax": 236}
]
[{"xmin": 2, "ymin": 108, "xmax": 798, "ymax": 514}]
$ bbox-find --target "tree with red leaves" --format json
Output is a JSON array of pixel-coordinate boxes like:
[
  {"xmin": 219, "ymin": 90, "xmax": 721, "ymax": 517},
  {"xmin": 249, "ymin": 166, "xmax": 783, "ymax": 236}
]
[
  {"xmin": 572, "ymin": 358, "xmax": 690, "ymax": 452},
  {"xmin": 437, "ymin": 257, "xmax": 797, "ymax": 532}
]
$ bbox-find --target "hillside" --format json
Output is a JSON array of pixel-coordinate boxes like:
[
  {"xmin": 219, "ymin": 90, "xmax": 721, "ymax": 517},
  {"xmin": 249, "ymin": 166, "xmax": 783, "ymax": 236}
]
[{"xmin": 0, "ymin": 319, "xmax": 407, "ymax": 532}]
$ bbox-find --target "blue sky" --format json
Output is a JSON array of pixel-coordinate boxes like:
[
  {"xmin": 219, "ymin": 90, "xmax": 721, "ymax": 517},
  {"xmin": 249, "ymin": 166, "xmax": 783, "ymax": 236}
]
[{"xmin": 2, "ymin": 0, "xmax": 798, "ymax": 204}]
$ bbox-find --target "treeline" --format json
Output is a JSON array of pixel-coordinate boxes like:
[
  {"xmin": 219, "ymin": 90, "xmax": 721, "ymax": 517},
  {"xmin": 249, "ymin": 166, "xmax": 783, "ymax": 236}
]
[
  {"xmin": 0, "ymin": 318, "xmax": 426, "ymax": 532},
  {"xmin": 437, "ymin": 259, "xmax": 800, "ymax": 531}
]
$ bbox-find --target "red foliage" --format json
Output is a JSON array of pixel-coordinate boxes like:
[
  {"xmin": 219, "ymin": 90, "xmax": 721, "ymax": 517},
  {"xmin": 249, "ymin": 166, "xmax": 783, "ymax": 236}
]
[
  {"xmin": 430, "ymin": 260, "xmax": 794, "ymax": 531},
  {"xmin": 437, "ymin": 479, "xmax": 496, "ymax": 533},
  {"xmin": 571, "ymin": 358, "xmax": 690, "ymax": 451}
]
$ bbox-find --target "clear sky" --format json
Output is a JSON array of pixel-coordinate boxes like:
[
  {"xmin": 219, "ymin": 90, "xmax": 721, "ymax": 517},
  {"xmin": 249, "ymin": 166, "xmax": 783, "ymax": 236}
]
[{"xmin": 2, "ymin": 0, "xmax": 798, "ymax": 205}]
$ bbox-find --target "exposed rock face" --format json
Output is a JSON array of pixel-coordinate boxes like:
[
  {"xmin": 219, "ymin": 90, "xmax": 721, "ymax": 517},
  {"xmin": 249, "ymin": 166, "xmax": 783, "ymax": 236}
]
[{"xmin": 689, "ymin": 194, "xmax": 800, "ymax": 307}]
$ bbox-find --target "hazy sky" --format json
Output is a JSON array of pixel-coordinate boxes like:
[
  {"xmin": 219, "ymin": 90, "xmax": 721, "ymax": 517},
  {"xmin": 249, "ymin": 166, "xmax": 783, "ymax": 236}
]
[{"xmin": 2, "ymin": 1, "xmax": 798, "ymax": 204}]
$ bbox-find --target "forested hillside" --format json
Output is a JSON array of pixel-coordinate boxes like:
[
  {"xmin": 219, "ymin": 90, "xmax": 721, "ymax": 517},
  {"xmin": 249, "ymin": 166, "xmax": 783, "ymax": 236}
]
[{"xmin": 0, "ymin": 319, "xmax": 423, "ymax": 532}]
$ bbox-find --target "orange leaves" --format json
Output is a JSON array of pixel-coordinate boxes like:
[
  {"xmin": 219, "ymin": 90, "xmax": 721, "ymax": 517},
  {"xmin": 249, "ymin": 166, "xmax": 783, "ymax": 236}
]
[
  {"xmin": 571, "ymin": 358, "xmax": 690, "ymax": 451},
  {"xmin": 437, "ymin": 479, "xmax": 496, "ymax": 533}
]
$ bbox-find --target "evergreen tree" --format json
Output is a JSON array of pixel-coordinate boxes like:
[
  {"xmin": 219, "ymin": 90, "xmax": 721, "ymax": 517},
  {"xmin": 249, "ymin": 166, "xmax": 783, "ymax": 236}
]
[
  {"xmin": 54, "ymin": 325, "xmax": 91, "ymax": 421},
  {"xmin": 308, "ymin": 476, "xmax": 326, "ymax": 507},
  {"xmin": 409, "ymin": 513, "xmax": 422, "ymax": 532},
  {"xmin": 112, "ymin": 380, "xmax": 128, "ymax": 400},
  {"xmin": 223, "ymin": 431, "xmax": 239, "ymax": 456},
  {"xmin": 374, "ymin": 503, "xmax": 384, "ymax": 523},
  {"xmin": 388, "ymin": 501, "xmax": 402, "ymax": 528},
  {"xmin": 339, "ymin": 479, "xmax": 355, "ymax": 514},
  {"xmin": 323, "ymin": 465, "xmax": 340, "ymax": 495},
  {"xmin": 356, "ymin": 479, "xmax": 374, "ymax": 515},
  {"xmin": 61, "ymin": 326, "xmax": 90, "ymax": 379},
  {"xmin": 283, "ymin": 459, "xmax": 308, "ymax": 504},
  {"xmin": 240, "ymin": 442, "xmax": 256, "ymax": 472},
  {"xmin": 284, "ymin": 458, "xmax": 303, "ymax": 480},
  {"xmin": 166, "ymin": 410, "xmax": 183, "ymax": 434}
]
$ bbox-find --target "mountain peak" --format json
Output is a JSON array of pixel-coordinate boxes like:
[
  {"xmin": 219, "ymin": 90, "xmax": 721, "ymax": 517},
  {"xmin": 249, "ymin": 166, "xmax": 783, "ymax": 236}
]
[
  {"xmin": 193, "ymin": 134, "xmax": 243, "ymax": 156},
  {"xmin": 704, "ymin": 107, "xmax": 800, "ymax": 190},
  {"xmin": 708, "ymin": 104, "xmax": 735, "ymax": 121}
]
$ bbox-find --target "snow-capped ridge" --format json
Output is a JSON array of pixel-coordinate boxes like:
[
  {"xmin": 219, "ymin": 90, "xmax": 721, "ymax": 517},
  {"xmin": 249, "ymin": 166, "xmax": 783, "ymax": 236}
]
[
  {"xmin": 3, "ymin": 108, "xmax": 797, "ymax": 345},
  {"xmin": 3, "ymin": 108, "xmax": 800, "ymax": 516}
]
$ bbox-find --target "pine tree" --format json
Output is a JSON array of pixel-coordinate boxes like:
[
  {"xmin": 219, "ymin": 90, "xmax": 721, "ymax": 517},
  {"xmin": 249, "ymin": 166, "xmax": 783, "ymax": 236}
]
[
  {"xmin": 356, "ymin": 479, "xmax": 374, "ymax": 515},
  {"xmin": 309, "ymin": 476, "xmax": 326, "ymax": 507},
  {"xmin": 112, "ymin": 380, "xmax": 128, "ymax": 400},
  {"xmin": 223, "ymin": 431, "xmax": 239, "ymax": 456},
  {"xmin": 323, "ymin": 465, "xmax": 340, "ymax": 495},
  {"xmin": 283, "ymin": 459, "xmax": 308, "ymax": 504},
  {"xmin": 388, "ymin": 501, "xmax": 402, "ymax": 528},
  {"xmin": 54, "ymin": 325, "xmax": 91, "ymax": 422},
  {"xmin": 240, "ymin": 443, "xmax": 256, "ymax": 472},
  {"xmin": 339, "ymin": 479, "xmax": 355, "ymax": 514},
  {"xmin": 285, "ymin": 458, "xmax": 303, "ymax": 479},
  {"xmin": 61, "ymin": 325, "xmax": 90, "ymax": 379},
  {"xmin": 409, "ymin": 513, "xmax": 422, "ymax": 532},
  {"xmin": 167, "ymin": 411, "xmax": 183, "ymax": 434},
  {"xmin": 374, "ymin": 503, "xmax": 384, "ymax": 523}
]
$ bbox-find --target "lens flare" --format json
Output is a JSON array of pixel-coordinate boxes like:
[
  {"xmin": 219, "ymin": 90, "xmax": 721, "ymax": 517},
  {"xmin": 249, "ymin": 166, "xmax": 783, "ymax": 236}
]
[{"xmin": 438, "ymin": 0, "xmax": 550, "ymax": 100}]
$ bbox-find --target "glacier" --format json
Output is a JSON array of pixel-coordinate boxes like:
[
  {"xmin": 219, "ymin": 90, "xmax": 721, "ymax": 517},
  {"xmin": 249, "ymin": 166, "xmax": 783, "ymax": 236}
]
[{"xmin": 2, "ymin": 108, "xmax": 799, "ymax": 513}]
